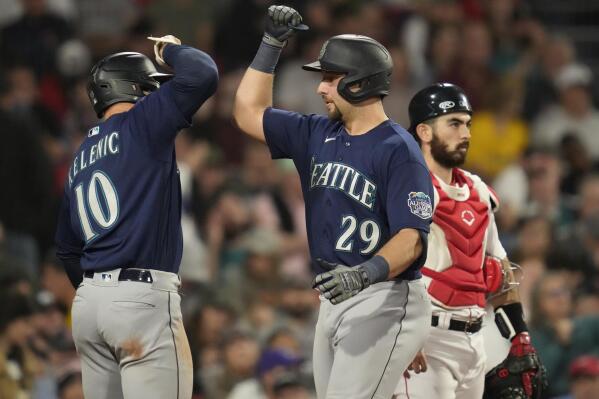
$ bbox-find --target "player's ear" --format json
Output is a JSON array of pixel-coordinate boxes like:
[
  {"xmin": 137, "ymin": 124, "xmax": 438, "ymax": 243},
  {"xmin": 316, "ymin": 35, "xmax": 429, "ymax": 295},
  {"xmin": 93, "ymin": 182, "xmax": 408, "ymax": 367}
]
[{"xmin": 415, "ymin": 122, "xmax": 432, "ymax": 144}]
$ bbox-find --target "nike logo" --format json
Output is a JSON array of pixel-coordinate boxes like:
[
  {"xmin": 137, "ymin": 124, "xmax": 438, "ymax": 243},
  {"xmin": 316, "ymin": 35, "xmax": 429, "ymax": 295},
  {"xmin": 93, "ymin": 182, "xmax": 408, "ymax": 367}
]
[{"xmin": 324, "ymin": 136, "xmax": 336, "ymax": 143}]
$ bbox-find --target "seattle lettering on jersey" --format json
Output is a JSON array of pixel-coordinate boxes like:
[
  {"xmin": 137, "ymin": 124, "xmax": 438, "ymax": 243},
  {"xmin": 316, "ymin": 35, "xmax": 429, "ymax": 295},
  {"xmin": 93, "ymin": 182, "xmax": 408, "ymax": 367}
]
[
  {"xmin": 68, "ymin": 131, "xmax": 120, "ymax": 188},
  {"xmin": 310, "ymin": 157, "xmax": 376, "ymax": 210}
]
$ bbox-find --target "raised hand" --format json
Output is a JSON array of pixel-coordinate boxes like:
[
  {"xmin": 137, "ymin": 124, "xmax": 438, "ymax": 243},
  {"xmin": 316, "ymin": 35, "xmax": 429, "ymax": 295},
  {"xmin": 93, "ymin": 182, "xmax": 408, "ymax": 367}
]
[
  {"xmin": 147, "ymin": 35, "xmax": 182, "ymax": 67},
  {"xmin": 263, "ymin": 5, "xmax": 309, "ymax": 47}
]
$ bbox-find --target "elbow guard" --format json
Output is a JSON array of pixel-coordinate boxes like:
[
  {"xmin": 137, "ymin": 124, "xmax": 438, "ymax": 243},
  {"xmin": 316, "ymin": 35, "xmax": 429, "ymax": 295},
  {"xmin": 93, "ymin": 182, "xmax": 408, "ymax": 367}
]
[{"xmin": 484, "ymin": 256, "xmax": 522, "ymax": 300}]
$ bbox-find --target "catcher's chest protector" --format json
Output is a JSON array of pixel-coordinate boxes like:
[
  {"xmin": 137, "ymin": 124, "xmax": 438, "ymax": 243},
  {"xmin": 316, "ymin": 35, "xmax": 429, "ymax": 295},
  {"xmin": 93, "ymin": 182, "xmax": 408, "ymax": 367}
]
[{"xmin": 422, "ymin": 170, "xmax": 490, "ymax": 307}]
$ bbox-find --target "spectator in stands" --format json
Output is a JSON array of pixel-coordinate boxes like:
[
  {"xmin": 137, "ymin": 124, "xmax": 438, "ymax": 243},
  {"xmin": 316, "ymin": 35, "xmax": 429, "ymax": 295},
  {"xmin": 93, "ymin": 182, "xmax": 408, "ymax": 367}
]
[
  {"xmin": 465, "ymin": 75, "xmax": 528, "ymax": 180},
  {"xmin": 227, "ymin": 349, "xmax": 303, "ymax": 399},
  {"xmin": 532, "ymin": 63, "xmax": 599, "ymax": 160},
  {"xmin": 0, "ymin": 292, "xmax": 41, "ymax": 398},
  {"xmin": 523, "ymin": 35, "xmax": 575, "ymax": 121},
  {"xmin": 384, "ymin": 46, "xmax": 420, "ymax": 128},
  {"xmin": 222, "ymin": 228, "xmax": 283, "ymax": 313},
  {"xmin": 442, "ymin": 21, "xmax": 495, "ymax": 109},
  {"xmin": 202, "ymin": 330, "xmax": 260, "ymax": 399},
  {"xmin": 562, "ymin": 356, "xmax": 599, "ymax": 399},
  {"xmin": 529, "ymin": 272, "xmax": 599, "ymax": 397},
  {"xmin": 574, "ymin": 290, "xmax": 599, "ymax": 317},
  {"xmin": 523, "ymin": 148, "xmax": 575, "ymax": 227},
  {"xmin": 555, "ymin": 214, "xmax": 599, "ymax": 294},
  {"xmin": 0, "ymin": 72, "xmax": 55, "ymax": 255},
  {"xmin": 559, "ymin": 134, "xmax": 599, "ymax": 195},
  {"xmin": 0, "ymin": 0, "xmax": 72, "ymax": 76},
  {"xmin": 187, "ymin": 301, "xmax": 236, "ymax": 394},
  {"xmin": 75, "ymin": 0, "xmax": 139, "ymax": 57},
  {"xmin": 276, "ymin": 280, "xmax": 318, "ymax": 361},
  {"xmin": 510, "ymin": 214, "xmax": 553, "ymax": 314}
]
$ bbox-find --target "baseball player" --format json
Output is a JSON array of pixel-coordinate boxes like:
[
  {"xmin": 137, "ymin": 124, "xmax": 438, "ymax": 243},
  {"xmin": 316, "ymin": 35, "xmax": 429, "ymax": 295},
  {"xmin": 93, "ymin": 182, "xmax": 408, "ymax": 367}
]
[
  {"xmin": 54, "ymin": 36, "xmax": 218, "ymax": 399},
  {"xmin": 393, "ymin": 83, "xmax": 547, "ymax": 399},
  {"xmin": 233, "ymin": 5, "xmax": 434, "ymax": 399}
]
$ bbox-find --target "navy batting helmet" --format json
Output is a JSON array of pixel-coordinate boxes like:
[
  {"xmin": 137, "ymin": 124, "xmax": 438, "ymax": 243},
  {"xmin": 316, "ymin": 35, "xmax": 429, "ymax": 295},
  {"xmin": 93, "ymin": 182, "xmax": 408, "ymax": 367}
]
[
  {"xmin": 302, "ymin": 34, "xmax": 393, "ymax": 104},
  {"xmin": 87, "ymin": 52, "xmax": 172, "ymax": 118},
  {"xmin": 408, "ymin": 83, "xmax": 472, "ymax": 133}
]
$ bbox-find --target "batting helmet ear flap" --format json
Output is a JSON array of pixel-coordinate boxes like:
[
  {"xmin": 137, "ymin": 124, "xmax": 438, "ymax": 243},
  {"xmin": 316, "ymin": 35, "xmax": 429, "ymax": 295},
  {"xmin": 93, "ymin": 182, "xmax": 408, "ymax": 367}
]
[{"xmin": 337, "ymin": 70, "xmax": 392, "ymax": 103}]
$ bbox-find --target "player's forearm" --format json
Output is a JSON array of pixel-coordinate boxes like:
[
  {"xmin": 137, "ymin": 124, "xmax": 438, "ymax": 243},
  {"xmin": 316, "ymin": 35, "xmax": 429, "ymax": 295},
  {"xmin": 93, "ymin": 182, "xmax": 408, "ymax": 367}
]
[
  {"xmin": 489, "ymin": 257, "xmax": 521, "ymax": 308},
  {"xmin": 233, "ymin": 5, "xmax": 307, "ymax": 142},
  {"xmin": 233, "ymin": 67, "xmax": 273, "ymax": 142},
  {"xmin": 376, "ymin": 228, "xmax": 423, "ymax": 279},
  {"xmin": 56, "ymin": 248, "xmax": 84, "ymax": 288}
]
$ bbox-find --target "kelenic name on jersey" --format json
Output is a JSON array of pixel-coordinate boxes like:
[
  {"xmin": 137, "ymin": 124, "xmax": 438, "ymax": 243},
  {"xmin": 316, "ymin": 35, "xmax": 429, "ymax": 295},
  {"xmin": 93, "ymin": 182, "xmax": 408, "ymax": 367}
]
[{"xmin": 68, "ymin": 131, "xmax": 120, "ymax": 188}]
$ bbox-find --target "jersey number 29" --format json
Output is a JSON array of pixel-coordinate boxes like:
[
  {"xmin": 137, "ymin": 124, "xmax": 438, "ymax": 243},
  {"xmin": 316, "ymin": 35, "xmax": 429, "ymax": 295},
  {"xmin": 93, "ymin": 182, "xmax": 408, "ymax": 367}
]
[
  {"xmin": 74, "ymin": 170, "xmax": 119, "ymax": 242},
  {"xmin": 336, "ymin": 215, "xmax": 380, "ymax": 254}
]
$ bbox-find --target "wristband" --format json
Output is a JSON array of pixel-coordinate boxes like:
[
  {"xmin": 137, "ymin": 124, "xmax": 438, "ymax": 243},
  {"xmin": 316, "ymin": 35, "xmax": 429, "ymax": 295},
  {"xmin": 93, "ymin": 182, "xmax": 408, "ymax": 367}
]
[
  {"xmin": 495, "ymin": 302, "xmax": 528, "ymax": 341},
  {"xmin": 358, "ymin": 255, "xmax": 390, "ymax": 287},
  {"xmin": 250, "ymin": 41, "xmax": 283, "ymax": 74}
]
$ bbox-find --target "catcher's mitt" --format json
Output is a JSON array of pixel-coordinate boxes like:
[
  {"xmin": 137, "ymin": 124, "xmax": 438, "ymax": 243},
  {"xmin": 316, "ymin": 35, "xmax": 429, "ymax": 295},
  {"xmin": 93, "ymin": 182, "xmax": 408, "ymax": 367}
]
[{"xmin": 484, "ymin": 334, "xmax": 548, "ymax": 399}]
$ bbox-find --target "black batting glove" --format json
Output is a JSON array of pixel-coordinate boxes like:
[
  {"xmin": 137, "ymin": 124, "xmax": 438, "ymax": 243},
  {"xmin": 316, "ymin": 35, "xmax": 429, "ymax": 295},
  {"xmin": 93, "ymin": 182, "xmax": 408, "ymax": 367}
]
[
  {"xmin": 312, "ymin": 259, "xmax": 370, "ymax": 305},
  {"xmin": 263, "ymin": 5, "xmax": 309, "ymax": 48}
]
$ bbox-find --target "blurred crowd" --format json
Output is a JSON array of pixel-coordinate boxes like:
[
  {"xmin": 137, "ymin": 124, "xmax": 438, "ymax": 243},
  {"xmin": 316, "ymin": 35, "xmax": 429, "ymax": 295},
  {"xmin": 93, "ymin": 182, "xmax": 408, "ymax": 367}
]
[{"xmin": 0, "ymin": 0, "xmax": 598, "ymax": 398}]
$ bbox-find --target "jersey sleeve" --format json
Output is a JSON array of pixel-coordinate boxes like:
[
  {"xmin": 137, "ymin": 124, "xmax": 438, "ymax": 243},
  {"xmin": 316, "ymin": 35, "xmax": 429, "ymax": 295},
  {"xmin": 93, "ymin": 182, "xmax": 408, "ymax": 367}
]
[
  {"xmin": 384, "ymin": 155, "xmax": 434, "ymax": 235},
  {"xmin": 54, "ymin": 194, "xmax": 85, "ymax": 287},
  {"xmin": 127, "ymin": 45, "xmax": 218, "ymax": 160},
  {"xmin": 126, "ymin": 83, "xmax": 195, "ymax": 160},
  {"xmin": 262, "ymin": 108, "xmax": 326, "ymax": 167},
  {"xmin": 485, "ymin": 211, "xmax": 507, "ymax": 259}
]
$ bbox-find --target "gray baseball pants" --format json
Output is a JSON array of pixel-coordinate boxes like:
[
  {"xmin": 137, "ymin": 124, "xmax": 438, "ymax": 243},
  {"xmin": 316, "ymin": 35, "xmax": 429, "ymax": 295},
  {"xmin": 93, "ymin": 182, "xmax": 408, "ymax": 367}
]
[
  {"xmin": 313, "ymin": 279, "xmax": 431, "ymax": 399},
  {"xmin": 71, "ymin": 268, "xmax": 192, "ymax": 399}
]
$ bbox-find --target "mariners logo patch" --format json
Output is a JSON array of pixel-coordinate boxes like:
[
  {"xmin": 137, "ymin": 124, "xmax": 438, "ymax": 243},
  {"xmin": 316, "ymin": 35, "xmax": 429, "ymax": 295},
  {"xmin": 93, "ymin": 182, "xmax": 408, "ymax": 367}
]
[{"xmin": 407, "ymin": 192, "xmax": 432, "ymax": 219}]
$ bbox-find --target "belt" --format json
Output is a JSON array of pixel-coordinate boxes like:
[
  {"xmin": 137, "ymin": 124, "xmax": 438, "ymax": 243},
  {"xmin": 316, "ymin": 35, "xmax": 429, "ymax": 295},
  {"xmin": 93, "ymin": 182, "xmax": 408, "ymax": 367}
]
[
  {"xmin": 83, "ymin": 268, "xmax": 153, "ymax": 283},
  {"xmin": 431, "ymin": 315, "xmax": 483, "ymax": 333}
]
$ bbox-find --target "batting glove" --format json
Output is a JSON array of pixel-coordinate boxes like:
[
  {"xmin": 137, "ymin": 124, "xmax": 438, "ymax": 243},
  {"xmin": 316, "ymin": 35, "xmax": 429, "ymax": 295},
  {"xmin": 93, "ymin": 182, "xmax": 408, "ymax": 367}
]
[
  {"xmin": 147, "ymin": 35, "xmax": 181, "ymax": 67},
  {"xmin": 312, "ymin": 259, "xmax": 368, "ymax": 304},
  {"xmin": 263, "ymin": 5, "xmax": 309, "ymax": 48}
]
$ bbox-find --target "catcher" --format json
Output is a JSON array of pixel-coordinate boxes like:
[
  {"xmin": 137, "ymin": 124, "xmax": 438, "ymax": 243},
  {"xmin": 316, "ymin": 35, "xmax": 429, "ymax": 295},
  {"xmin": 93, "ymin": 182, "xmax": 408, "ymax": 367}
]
[{"xmin": 393, "ymin": 83, "xmax": 547, "ymax": 399}]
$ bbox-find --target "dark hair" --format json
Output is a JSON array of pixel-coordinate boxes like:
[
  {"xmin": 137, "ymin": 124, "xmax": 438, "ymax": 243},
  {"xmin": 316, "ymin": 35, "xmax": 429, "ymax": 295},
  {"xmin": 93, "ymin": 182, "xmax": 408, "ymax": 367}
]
[{"xmin": 411, "ymin": 119, "xmax": 436, "ymax": 147}]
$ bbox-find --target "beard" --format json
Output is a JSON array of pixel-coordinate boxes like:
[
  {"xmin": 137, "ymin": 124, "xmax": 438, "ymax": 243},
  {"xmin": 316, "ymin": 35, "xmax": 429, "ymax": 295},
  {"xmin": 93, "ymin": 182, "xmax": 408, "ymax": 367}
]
[
  {"xmin": 430, "ymin": 132, "xmax": 469, "ymax": 168},
  {"xmin": 325, "ymin": 101, "xmax": 343, "ymax": 121}
]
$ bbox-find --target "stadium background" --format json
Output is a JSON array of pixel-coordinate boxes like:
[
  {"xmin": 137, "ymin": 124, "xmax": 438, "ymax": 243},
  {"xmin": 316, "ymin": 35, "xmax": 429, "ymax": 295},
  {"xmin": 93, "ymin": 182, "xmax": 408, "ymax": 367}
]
[{"xmin": 0, "ymin": 0, "xmax": 598, "ymax": 398}]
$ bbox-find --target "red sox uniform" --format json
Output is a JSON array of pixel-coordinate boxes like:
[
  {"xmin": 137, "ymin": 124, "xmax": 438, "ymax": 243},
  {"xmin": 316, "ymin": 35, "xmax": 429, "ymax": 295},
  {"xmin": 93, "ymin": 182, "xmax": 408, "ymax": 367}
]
[{"xmin": 394, "ymin": 167, "xmax": 504, "ymax": 399}]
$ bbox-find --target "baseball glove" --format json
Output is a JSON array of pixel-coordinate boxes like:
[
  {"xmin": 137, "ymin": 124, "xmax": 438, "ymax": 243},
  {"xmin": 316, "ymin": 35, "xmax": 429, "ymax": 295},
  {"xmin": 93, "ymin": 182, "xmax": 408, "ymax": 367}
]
[{"xmin": 484, "ymin": 334, "xmax": 548, "ymax": 399}]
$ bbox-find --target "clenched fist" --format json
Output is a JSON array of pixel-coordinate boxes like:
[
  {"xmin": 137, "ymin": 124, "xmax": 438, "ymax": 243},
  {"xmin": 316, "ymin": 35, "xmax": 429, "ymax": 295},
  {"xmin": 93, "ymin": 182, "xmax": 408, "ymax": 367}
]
[{"xmin": 263, "ymin": 5, "xmax": 308, "ymax": 47}]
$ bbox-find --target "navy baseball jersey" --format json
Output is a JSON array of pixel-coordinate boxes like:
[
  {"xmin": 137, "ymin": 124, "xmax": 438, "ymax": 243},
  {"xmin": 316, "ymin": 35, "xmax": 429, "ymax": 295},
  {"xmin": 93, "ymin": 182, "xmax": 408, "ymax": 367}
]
[
  {"xmin": 55, "ymin": 45, "xmax": 218, "ymax": 274},
  {"xmin": 263, "ymin": 108, "xmax": 434, "ymax": 278}
]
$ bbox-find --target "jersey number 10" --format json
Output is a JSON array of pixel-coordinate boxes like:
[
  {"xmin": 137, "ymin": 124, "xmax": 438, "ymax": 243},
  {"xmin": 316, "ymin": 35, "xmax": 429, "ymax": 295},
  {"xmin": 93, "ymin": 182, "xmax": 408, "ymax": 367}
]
[{"xmin": 74, "ymin": 170, "xmax": 120, "ymax": 242}]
